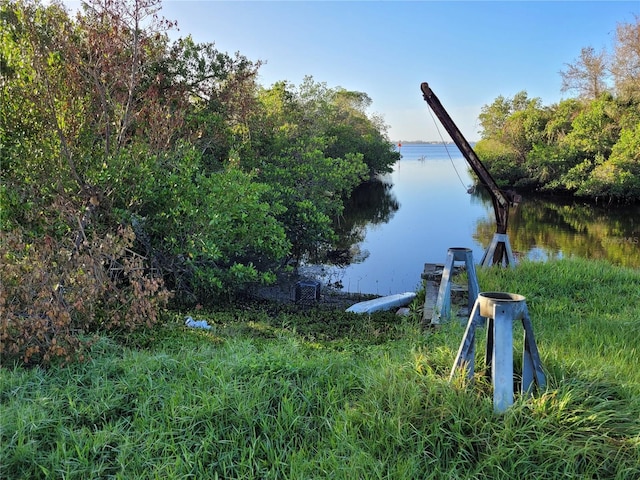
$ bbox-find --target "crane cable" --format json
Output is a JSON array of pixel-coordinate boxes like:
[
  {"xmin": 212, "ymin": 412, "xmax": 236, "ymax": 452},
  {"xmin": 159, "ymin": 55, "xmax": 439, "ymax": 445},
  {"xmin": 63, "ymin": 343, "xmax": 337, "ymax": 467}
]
[{"xmin": 426, "ymin": 105, "xmax": 470, "ymax": 192}]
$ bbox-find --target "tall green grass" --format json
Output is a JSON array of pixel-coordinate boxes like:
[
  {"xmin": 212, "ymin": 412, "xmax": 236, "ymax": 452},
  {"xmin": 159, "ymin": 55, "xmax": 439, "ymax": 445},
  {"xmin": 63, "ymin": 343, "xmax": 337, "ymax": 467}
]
[{"xmin": 1, "ymin": 258, "xmax": 639, "ymax": 479}]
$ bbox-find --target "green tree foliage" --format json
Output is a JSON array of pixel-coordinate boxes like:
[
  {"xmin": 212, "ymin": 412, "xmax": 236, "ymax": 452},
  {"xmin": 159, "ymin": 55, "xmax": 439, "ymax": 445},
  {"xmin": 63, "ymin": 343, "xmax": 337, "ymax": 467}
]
[
  {"xmin": 578, "ymin": 123, "xmax": 640, "ymax": 200},
  {"xmin": 258, "ymin": 141, "xmax": 368, "ymax": 263},
  {"xmin": 250, "ymin": 77, "xmax": 398, "ymax": 176},
  {"xmin": 543, "ymin": 98, "xmax": 582, "ymax": 143},
  {"xmin": 501, "ymin": 97, "xmax": 549, "ymax": 161},
  {"xmin": 1, "ymin": 0, "xmax": 400, "ymax": 365},
  {"xmin": 242, "ymin": 77, "xmax": 397, "ymax": 264},
  {"xmin": 324, "ymin": 88, "xmax": 399, "ymax": 177},
  {"xmin": 138, "ymin": 149, "xmax": 290, "ymax": 301},
  {"xmin": 0, "ymin": 0, "xmax": 176, "ymax": 366},
  {"xmin": 162, "ymin": 35, "xmax": 264, "ymax": 170},
  {"xmin": 1, "ymin": 0, "xmax": 81, "ymax": 231},
  {"xmin": 473, "ymin": 139, "xmax": 526, "ymax": 188},
  {"xmin": 478, "ymin": 94, "xmax": 513, "ymax": 140},
  {"xmin": 473, "ymin": 17, "xmax": 640, "ymax": 203},
  {"xmin": 560, "ymin": 94, "xmax": 621, "ymax": 158}
]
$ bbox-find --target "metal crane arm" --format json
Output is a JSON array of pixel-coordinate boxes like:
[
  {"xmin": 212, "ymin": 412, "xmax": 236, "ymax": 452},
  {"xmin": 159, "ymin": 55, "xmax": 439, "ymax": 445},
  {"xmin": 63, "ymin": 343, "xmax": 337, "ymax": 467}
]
[{"xmin": 420, "ymin": 82, "xmax": 519, "ymax": 235}]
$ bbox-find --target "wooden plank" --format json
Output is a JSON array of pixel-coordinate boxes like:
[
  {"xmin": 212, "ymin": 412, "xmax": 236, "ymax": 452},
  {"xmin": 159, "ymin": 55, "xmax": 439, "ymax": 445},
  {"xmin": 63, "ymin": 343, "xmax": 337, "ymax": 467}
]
[
  {"xmin": 422, "ymin": 263, "xmax": 444, "ymax": 279},
  {"xmin": 422, "ymin": 279, "xmax": 438, "ymax": 322}
]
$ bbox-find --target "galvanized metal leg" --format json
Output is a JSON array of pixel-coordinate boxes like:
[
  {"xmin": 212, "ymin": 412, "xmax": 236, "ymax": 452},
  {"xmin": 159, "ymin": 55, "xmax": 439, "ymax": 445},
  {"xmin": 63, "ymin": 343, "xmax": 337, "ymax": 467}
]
[
  {"xmin": 449, "ymin": 300, "xmax": 483, "ymax": 381},
  {"xmin": 433, "ymin": 249, "xmax": 455, "ymax": 324},
  {"xmin": 466, "ymin": 259, "xmax": 480, "ymax": 314},
  {"xmin": 521, "ymin": 305, "xmax": 546, "ymax": 394},
  {"xmin": 521, "ymin": 329, "xmax": 534, "ymax": 395},
  {"xmin": 485, "ymin": 316, "xmax": 494, "ymax": 377},
  {"xmin": 432, "ymin": 248, "xmax": 479, "ymax": 324},
  {"xmin": 491, "ymin": 303, "xmax": 516, "ymax": 413},
  {"xmin": 481, "ymin": 233, "xmax": 515, "ymax": 268}
]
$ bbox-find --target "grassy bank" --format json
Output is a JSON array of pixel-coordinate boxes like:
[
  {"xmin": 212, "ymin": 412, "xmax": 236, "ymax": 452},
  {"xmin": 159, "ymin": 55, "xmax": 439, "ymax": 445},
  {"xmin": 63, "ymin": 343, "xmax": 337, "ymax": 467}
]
[{"xmin": 1, "ymin": 258, "xmax": 639, "ymax": 479}]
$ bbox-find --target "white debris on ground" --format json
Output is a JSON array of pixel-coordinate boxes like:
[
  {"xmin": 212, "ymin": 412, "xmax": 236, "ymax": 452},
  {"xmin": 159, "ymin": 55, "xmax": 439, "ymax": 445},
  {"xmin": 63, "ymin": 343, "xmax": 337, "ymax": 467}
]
[{"xmin": 184, "ymin": 316, "xmax": 212, "ymax": 330}]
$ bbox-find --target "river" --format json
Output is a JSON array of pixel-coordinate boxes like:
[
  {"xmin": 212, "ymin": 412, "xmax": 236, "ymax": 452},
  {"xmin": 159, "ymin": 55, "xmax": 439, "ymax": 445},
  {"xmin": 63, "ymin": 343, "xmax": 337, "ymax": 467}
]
[{"xmin": 300, "ymin": 143, "xmax": 640, "ymax": 295}]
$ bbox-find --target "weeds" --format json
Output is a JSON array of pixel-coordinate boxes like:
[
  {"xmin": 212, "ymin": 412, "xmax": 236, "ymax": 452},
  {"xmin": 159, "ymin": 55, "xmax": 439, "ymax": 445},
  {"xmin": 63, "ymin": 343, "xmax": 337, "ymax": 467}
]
[{"xmin": 1, "ymin": 258, "xmax": 639, "ymax": 479}]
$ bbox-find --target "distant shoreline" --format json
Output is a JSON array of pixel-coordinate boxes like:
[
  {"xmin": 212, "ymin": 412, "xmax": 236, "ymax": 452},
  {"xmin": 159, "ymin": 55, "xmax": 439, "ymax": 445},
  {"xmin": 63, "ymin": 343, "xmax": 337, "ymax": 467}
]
[
  {"xmin": 393, "ymin": 141, "xmax": 476, "ymax": 146},
  {"xmin": 392, "ymin": 140, "xmax": 451, "ymax": 145}
]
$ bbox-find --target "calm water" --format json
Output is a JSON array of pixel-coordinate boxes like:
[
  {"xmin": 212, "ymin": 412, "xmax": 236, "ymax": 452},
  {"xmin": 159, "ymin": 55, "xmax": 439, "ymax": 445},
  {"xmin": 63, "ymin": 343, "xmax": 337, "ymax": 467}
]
[{"xmin": 301, "ymin": 143, "xmax": 640, "ymax": 295}]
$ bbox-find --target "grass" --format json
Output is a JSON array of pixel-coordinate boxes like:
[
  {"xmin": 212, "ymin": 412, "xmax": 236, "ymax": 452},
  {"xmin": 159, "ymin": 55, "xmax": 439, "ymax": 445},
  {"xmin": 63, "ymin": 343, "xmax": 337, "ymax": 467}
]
[{"xmin": 1, "ymin": 257, "xmax": 639, "ymax": 479}]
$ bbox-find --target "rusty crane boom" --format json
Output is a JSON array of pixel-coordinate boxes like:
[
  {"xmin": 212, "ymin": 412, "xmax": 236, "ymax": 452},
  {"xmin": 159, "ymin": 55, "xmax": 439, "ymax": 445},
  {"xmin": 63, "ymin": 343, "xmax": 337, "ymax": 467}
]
[{"xmin": 420, "ymin": 82, "xmax": 519, "ymax": 266}]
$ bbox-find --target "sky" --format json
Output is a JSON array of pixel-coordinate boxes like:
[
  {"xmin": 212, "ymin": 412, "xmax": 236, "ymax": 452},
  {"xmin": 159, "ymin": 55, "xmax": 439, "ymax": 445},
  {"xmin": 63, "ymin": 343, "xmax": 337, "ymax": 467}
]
[{"xmin": 66, "ymin": 0, "xmax": 640, "ymax": 142}]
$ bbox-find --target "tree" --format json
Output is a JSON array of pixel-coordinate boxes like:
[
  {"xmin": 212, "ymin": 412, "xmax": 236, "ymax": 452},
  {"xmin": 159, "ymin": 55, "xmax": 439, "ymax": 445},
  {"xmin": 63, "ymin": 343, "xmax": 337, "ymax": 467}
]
[
  {"xmin": 478, "ymin": 95, "xmax": 512, "ymax": 139},
  {"xmin": 324, "ymin": 88, "xmax": 399, "ymax": 177},
  {"xmin": 561, "ymin": 94, "xmax": 620, "ymax": 158},
  {"xmin": 544, "ymin": 98, "xmax": 582, "ymax": 143},
  {"xmin": 560, "ymin": 46, "xmax": 611, "ymax": 100},
  {"xmin": 1, "ymin": 0, "xmax": 414, "ymax": 320},
  {"xmin": 473, "ymin": 24, "xmax": 640, "ymax": 201},
  {"xmin": 137, "ymin": 150, "xmax": 290, "ymax": 301},
  {"xmin": 254, "ymin": 138, "xmax": 368, "ymax": 264},
  {"xmin": 474, "ymin": 138, "xmax": 526, "ymax": 188},
  {"xmin": 1, "ymin": 0, "xmax": 85, "ymax": 216},
  {"xmin": 1, "ymin": 0, "xmax": 175, "ymax": 366},
  {"xmin": 578, "ymin": 123, "xmax": 640, "ymax": 201},
  {"xmin": 476, "ymin": 91, "xmax": 548, "ymax": 184},
  {"xmin": 610, "ymin": 16, "xmax": 640, "ymax": 101},
  {"xmin": 478, "ymin": 91, "xmax": 532, "ymax": 140},
  {"xmin": 161, "ymin": 35, "xmax": 262, "ymax": 171},
  {"xmin": 74, "ymin": 0, "xmax": 175, "ymax": 155},
  {"xmin": 499, "ymin": 97, "xmax": 548, "ymax": 161}
]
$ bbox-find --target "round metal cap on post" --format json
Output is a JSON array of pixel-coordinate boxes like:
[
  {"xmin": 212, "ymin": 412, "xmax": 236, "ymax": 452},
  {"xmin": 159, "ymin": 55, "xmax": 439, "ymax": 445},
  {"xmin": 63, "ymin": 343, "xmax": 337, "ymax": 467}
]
[{"xmin": 478, "ymin": 292, "xmax": 526, "ymax": 318}]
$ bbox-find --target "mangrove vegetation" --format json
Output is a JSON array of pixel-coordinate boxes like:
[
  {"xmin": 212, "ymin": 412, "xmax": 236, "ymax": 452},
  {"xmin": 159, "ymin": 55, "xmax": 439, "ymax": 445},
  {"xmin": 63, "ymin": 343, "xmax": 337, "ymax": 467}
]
[
  {"xmin": 1, "ymin": 0, "xmax": 399, "ymax": 365},
  {"xmin": 474, "ymin": 18, "xmax": 640, "ymax": 202}
]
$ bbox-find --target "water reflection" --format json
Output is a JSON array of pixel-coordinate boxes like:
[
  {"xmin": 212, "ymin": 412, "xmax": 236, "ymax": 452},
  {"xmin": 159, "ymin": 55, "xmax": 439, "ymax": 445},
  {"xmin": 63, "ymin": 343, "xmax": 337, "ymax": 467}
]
[
  {"xmin": 304, "ymin": 144, "xmax": 640, "ymax": 295},
  {"xmin": 506, "ymin": 196, "xmax": 640, "ymax": 268},
  {"xmin": 469, "ymin": 185, "xmax": 640, "ymax": 267},
  {"xmin": 329, "ymin": 178, "xmax": 400, "ymax": 266}
]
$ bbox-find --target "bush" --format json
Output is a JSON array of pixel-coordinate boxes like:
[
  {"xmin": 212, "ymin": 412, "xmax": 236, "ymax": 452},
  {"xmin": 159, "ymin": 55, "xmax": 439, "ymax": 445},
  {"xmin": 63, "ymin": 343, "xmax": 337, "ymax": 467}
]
[
  {"xmin": 577, "ymin": 125, "xmax": 640, "ymax": 201},
  {"xmin": 0, "ymin": 226, "xmax": 171, "ymax": 367},
  {"xmin": 474, "ymin": 139, "xmax": 527, "ymax": 188}
]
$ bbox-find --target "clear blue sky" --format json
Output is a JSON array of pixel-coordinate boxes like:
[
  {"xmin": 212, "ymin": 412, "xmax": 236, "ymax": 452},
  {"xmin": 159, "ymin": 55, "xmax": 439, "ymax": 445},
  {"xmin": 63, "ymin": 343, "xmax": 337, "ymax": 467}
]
[
  {"xmin": 158, "ymin": 1, "xmax": 638, "ymax": 142},
  {"xmin": 71, "ymin": 1, "xmax": 640, "ymax": 142}
]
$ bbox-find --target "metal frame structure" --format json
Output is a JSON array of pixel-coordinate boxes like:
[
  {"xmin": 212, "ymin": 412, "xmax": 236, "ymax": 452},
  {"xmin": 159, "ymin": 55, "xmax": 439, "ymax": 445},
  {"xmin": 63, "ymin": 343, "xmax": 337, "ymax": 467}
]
[{"xmin": 421, "ymin": 82, "xmax": 519, "ymax": 266}]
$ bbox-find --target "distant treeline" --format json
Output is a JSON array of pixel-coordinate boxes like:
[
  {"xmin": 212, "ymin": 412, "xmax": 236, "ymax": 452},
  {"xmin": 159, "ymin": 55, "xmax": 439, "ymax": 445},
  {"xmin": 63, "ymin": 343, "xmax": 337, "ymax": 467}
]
[{"xmin": 395, "ymin": 141, "xmax": 456, "ymax": 145}]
